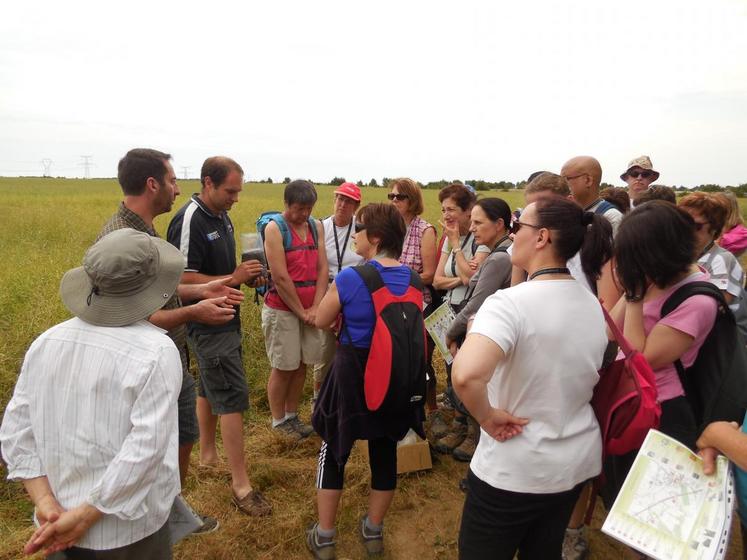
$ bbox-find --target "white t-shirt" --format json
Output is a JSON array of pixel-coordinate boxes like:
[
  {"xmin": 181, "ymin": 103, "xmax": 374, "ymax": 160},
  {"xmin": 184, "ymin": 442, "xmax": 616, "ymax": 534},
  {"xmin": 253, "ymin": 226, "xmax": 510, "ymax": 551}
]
[
  {"xmin": 468, "ymin": 279, "xmax": 606, "ymax": 493},
  {"xmin": 322, "ymin": 216, "xmax": 365, "ymax": 278}
]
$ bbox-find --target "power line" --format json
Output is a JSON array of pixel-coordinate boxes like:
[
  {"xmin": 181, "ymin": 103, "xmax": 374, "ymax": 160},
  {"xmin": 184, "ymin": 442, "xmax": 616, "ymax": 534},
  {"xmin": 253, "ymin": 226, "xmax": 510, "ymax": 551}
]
[
  {"xmin": 180, "ymin": 166, "xmax": 190, "ymax": 180},
  {"xmin": 80, "ymin": 155, "xmax": 93, "ymax": 179},
  {"xmin": 41, "ymin": 158, "xmax": 53, "ymax": 177}
]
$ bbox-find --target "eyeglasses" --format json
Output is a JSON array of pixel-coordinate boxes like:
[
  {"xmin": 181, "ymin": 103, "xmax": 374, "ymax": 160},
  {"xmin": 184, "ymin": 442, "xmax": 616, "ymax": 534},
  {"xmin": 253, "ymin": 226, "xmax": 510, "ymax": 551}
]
[
  {"xmin": 513, "ymin": 220, "xmax": 541, "ymax": 233},
  {"xmin": 563, "ymin": 173, "xmax": 588, "ymax": 182},
  {"xmin": 627, "ymin": 170, "xmax": 655, "ymax": 180},
  {"xmin": 354, "ymin": 223, "xmax": 367, "ymax": 233},
  {"xmin": 387, "ymin": 193, "xmax": 408, "ymax": 201},
  {"xmin": 693, "ymin": 221, "xmax": 709, "ymax": 232}
]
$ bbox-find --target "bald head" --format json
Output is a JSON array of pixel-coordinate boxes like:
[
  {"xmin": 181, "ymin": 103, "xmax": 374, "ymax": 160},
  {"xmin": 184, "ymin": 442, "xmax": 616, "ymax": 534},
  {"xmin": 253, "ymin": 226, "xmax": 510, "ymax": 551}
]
[{"xmin": 561, "ymin": 156, "xmax": 603, "ymax": 207}]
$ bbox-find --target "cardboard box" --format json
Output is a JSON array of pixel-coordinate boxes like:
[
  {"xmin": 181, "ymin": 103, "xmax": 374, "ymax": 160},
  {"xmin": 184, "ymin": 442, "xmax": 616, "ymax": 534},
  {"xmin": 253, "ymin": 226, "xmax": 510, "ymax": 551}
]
[{"xmin": 356, "ymin": 436, "xmax": 432, "ymax": 474}]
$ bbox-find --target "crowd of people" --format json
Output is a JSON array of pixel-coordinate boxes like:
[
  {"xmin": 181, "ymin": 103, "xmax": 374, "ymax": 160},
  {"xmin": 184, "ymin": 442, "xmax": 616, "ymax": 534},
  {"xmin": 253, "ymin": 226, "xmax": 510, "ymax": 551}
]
[{"xmin": 1, "ymin": 148, "xmax": 747, "ymax": 560}]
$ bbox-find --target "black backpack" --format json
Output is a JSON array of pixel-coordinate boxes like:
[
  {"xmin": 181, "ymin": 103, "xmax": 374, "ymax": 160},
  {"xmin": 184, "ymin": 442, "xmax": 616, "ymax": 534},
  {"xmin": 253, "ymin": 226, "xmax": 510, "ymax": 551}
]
[
  {"xmin": 350, "ymin": 264, "xmax": 427, "ymax": 416},
  {"xmin": 661, "ymin": 281, "xmax": 747, "ymax": 431}
]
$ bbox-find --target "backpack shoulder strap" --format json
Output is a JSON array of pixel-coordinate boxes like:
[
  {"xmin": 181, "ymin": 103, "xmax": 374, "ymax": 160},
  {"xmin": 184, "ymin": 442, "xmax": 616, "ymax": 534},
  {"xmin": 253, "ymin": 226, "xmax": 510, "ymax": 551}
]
[
  {"xmin": 353, "ymin": 264, "xmax": 385, "ymax": 293},
  {"xmin": 594, "ymin": 200, "xmax": 615, "ymax": 215},
  {"xmin": 265, "ymin": 213, "xmax": 292, "ymax": 249},
  {"xmin": 661, "ymin": 281, "xmax": 728, "ymax": 317},
  {"xmin": 307, "ymin": 217, "xmax": 319, "ymax": 248},
  {"xmin": 661, "ymin": 280, "xmax": 731, "ymax": 387}
]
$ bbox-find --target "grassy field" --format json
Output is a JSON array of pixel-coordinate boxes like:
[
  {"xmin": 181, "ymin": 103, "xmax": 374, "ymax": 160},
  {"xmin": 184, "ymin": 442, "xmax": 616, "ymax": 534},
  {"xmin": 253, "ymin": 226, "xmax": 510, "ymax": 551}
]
[{"xmin": 0, "ymin": 177, "xmax": 743, "ymax": 559}]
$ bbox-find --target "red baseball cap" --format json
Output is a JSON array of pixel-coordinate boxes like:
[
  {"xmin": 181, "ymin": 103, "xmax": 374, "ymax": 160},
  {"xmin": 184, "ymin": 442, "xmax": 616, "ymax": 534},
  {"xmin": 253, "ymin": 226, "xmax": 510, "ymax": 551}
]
[{"xmin": 334, "ymin": 182, "xmax": 361, "ymax": 202}]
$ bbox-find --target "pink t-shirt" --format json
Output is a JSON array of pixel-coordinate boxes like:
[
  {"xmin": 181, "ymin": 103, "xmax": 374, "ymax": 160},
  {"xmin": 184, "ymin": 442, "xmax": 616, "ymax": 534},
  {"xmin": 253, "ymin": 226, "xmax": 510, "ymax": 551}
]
[{"xmin": 619, "ymin": 272, "xmax": 718, "ymax": 401}]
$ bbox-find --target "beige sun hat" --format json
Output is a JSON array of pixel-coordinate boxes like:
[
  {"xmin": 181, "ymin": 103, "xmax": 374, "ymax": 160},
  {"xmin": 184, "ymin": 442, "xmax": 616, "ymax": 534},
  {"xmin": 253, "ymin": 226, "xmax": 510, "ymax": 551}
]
[
  {"xmin": 620, "ymin": 155, "xmax": 660, "ymax": 182},
  {"xmin": 60, "ymin": 228, "xmax": 184, "ymax": 327}
]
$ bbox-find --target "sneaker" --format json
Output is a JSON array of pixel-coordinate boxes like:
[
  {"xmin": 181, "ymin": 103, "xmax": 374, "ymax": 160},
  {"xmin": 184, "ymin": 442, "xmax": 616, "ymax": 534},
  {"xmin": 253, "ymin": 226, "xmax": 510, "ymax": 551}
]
[
  {"xmin": 427, "ymin": 410, "xmax": 450, "ymax": 440},
  {"xmin": 452, "ymin": 417, "xmax": 480, "ymax": 462},
  {"xmin": 288, "ymin": 415, "xmax": 315, "ymax": 438},
  {"xmin": 273, "ymin": 418, "xmax": 303, "ymax": 441},
  {"xmin": 306, "ymin": 523, "xmax": 336, "ymax": 560},
  {"xmin": 434, "ymin": 418, "xmax": 467, "ymax": 454},
  {"xmin": 191, "ymin": 514, "xmax": 220, "ymax": 535},
  {"xmin": 359, "ymin": 515, "xmax": 384, "ymax": 556},
  {"xmin": 562, "ymin": 526, "xmax": 589, "ymax": 560}
]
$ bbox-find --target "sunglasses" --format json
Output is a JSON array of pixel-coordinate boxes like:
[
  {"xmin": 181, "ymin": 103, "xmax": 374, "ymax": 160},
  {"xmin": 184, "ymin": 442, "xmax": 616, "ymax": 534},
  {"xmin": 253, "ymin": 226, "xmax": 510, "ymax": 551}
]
[
  {"xmin": 354, "ymin": 223, "xmax": 367, "ymax": 233},
  {"xmin": 387, "ymin": 193, "xmax": 408, "ymax": 201},
  {"xmin": 627, "ymin": 170, "xmax": 654, "ymax": 180},
  {"xmin": 513, "ymin": 220, "xmax": 541, "ymax": 233}
]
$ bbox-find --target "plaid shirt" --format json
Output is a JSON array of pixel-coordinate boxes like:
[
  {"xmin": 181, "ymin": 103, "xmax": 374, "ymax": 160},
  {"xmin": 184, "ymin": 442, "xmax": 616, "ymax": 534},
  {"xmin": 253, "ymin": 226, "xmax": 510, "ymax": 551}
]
[
  {"xmin": 99, "ymin": 203, "xmax": 188, "ymax": 368},
  {"xmin": 399, "ymin": 215, "xmax": 435, "ymax": 304}
]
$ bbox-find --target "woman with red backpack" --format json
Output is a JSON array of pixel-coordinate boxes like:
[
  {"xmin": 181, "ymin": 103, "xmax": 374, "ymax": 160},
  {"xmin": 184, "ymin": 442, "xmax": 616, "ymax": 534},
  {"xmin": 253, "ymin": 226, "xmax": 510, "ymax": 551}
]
[
  {"xmin": 602, "ymin": 200, "xmax": 719, "ymax": 506},
  {"xmin": 307, "ymin": 203, "xmax": 426, "ymax": 559}
]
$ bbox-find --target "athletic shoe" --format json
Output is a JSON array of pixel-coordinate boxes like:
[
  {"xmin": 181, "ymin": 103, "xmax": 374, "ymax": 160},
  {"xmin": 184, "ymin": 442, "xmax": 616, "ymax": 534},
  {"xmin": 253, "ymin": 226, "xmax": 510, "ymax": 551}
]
[
  {"xmin": 191, "ymin": 514, "xmax": 220, "ymax": 535},
  {"xmin": 452, "ymin": 417, "xmax": 480, "ymax": 462},
  {"xmin": 306, "ymin": 523, "xmax": 336, "ymax": 560},
  {"xmin": 427, "ymin": 410, "xmax": 450, "ymax": 440},
  {"xmin": 289, "ymin": 415, "xmax": 314, "ymax": 438},
  {"xmin": 273, "ymin": 418, "xmax": 303, "ymax": 441},
  {"xmin": 562, "ymin": 526, "xmax": 589, "ymax": 560},
  {"xmin": 434, "ymin": 418, "xmax": 467, "ymax": 454},
  {"xmin": 359, "ymin": 515, "xmax": 384, "ymax": 556}
]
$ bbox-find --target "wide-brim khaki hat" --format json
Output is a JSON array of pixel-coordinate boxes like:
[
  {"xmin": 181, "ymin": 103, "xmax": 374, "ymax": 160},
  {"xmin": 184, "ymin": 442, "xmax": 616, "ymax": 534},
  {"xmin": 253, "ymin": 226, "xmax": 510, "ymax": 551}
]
[
  {"xmin": 60, "ymin": 228, "xmax": 185, "ymax": 327},
  {"xmin": 620, "ymin": 155, "xmax": 660, "ymax": 182}
]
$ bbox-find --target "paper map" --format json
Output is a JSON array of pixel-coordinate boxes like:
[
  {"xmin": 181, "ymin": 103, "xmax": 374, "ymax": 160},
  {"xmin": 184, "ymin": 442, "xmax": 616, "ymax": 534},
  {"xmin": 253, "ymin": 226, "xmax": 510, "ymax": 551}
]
[
  {"xmin": 602, "ymin": 430, "xmax": 734, "ymax": 560},
  {"xmin": 423, "ymin": 301, "xmax": 456, "ymax": 365}
]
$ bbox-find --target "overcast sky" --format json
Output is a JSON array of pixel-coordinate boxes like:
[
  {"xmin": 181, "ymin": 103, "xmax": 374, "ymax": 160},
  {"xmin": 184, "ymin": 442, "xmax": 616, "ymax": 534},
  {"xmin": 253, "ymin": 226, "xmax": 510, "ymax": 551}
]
[{"xmin": 1, "ymin": 0, "xmax": 745, "ymax": 186}]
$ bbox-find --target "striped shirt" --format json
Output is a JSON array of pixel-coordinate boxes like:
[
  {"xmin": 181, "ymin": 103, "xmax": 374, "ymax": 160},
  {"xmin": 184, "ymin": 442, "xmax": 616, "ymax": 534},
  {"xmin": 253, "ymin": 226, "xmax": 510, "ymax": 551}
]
[
  {"xmin": 399, "ymin": 216, "xmax": 435, "ymax": 304},
  {"xmin": 699, "ymin": 242, "xmax": 745, "ymax": 313},
  {"xmin": 0, "ymin": 318, "xmax": 181, "ymax": 550}
]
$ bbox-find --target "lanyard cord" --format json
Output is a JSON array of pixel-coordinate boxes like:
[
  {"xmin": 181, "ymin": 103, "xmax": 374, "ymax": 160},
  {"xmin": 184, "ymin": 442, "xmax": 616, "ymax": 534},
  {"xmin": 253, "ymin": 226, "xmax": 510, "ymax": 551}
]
[
  {"xmin": 333, "ymin": 220, "xmax": 353, "ymax": 272},
  {"xmin": 528, "ymin": 267, "xmax": 571, "ymax": 280}
]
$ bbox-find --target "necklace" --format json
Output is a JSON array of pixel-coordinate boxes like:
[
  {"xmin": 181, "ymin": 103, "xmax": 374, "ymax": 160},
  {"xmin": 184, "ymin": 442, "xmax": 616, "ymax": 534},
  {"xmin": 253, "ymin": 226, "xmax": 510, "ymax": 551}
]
[{"xmin": 529, "ymin": 267, "xmax": 571, "ymax": 280}]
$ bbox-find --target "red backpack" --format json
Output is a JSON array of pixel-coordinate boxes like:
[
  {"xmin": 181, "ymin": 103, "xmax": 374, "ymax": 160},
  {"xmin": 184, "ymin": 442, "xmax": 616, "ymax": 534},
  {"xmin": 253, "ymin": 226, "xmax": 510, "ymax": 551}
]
[
  {"xmin": 350, "ymin": 265, "xmax": 427, "ymax": 414},
  {"xmin": 591, "ymin": 305, "xmax": 661, "ymax": 457}
]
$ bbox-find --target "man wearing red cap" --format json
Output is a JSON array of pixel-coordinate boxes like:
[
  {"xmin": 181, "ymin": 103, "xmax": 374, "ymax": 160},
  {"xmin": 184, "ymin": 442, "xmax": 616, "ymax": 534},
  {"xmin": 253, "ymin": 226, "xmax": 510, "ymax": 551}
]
[{"xmin": 313, "ymin": 183, "xmax": 365, "ymax": 404}]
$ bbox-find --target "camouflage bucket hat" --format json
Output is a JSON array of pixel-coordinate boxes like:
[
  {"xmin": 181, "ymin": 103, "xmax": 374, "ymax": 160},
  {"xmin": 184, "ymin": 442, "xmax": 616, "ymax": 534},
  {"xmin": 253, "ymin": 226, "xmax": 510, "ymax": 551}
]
[{"xmin": 620, "ymin": 155, "xmax": 660, "ymax": 182}]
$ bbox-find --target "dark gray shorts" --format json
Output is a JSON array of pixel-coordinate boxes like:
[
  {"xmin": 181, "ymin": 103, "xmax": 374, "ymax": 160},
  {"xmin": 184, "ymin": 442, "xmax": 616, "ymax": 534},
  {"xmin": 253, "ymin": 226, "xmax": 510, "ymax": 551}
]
[
  {"xmin": 177, "ymin": 347, "xmax": 199, "ymax": 445},
  {"xmin": 189, "ymin": 330, "xmax": 249, "ymax": 415}
]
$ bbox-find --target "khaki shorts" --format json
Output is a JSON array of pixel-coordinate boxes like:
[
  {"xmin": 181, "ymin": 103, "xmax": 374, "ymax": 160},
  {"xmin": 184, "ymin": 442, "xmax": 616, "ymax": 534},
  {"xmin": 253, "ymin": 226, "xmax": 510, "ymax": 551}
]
[
  {"xmin": 313, "ymin": 329, "xmax": 338, "ymax": 383},
  {"xmin": 261, "ymin": 305, "xmax": 325, "ymax": 370}
]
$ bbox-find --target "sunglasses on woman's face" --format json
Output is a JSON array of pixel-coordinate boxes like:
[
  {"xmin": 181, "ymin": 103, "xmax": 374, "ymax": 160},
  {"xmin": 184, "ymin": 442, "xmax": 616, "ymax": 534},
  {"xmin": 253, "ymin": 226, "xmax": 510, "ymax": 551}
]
[
  {"xmin": 513, "ymin": 220, "xmax": 541, "ymax": 233},
  {"xmin": 387, "ymin": 193, "xmax": 408, "ymax": 201},
  {"xmin": 627, "ymin": 170, "xmax": 654, "ymax": 180},
  {"xmin": 354, "ymin": 223, "xmax": 367, "ymax": 233}
]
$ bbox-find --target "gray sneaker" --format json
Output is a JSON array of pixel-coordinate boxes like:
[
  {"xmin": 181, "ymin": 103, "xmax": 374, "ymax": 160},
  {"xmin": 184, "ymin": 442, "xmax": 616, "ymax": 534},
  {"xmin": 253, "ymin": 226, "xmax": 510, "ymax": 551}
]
[
  {"xmin": 562, "ymin": 526, "xmax": 589, "ymax": 560},
  {"xmin": 306, "ymin": 523, "xmax": 336, "ymax": 560},
  {"xmin": 359, "ymin": 515, "xmax": 384, "ymax": 556},
  {"xmin": 191, "ymin": 514, "xmax": 220, "ymax": 536},
  {"xmin": 273, "ymin": 418, "xmax": 303, "ymax": 441},
  {"xmin": 289, "ymin": 415, "xmax": 314, "ymax": 438}
]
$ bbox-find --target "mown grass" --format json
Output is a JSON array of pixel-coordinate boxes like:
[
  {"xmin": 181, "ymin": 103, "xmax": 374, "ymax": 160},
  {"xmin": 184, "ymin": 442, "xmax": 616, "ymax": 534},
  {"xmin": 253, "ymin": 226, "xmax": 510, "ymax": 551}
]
[{"xmin": 0, "ymin": 178, "xmax": 744, "ymax": 559}]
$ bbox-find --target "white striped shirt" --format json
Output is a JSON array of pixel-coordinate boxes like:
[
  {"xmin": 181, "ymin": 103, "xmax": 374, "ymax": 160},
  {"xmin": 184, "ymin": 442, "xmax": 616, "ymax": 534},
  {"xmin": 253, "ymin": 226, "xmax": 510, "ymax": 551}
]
[{"xmin": 0, "ymin": 318, "xmax": 181, "ymax": 550}]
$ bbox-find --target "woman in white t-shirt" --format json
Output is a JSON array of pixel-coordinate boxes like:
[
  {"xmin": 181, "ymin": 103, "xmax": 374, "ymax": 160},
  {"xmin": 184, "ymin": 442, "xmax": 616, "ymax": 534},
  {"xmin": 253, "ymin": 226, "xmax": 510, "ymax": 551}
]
[{"xmin": 452, "ymin": 196, "xmax": 613, "ymax": 560}]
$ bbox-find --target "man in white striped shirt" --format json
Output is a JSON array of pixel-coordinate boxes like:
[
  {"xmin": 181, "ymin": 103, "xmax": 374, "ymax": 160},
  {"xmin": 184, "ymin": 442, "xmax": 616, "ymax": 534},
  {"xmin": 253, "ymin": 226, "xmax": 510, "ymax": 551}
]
[{"xmin": 0, "ymin": 229, "xmax": 185, "ymax": 559}]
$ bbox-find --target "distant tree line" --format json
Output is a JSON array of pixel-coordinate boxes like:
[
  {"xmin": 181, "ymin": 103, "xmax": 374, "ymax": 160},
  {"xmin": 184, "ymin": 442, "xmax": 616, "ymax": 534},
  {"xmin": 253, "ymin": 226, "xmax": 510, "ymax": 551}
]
[{"xmin": 261, "ymin": 176, "xmax": 747, "ymax": 197}]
